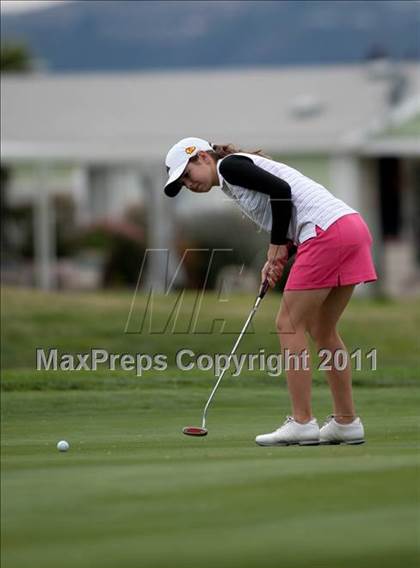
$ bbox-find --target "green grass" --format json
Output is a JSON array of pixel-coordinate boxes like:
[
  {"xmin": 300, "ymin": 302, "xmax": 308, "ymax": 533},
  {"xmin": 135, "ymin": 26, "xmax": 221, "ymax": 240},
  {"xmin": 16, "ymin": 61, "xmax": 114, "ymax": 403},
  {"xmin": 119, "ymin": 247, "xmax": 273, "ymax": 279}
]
[{"xmin": 1, "ymin": 287, "xmax": 420, "ymax": 568}]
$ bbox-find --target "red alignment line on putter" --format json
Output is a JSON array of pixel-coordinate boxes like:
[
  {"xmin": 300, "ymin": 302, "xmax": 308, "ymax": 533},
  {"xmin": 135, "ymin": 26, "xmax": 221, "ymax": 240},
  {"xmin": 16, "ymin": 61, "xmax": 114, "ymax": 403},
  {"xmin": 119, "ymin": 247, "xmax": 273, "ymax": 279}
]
[{"xmin": 183, "ymin": 426, "xmax": 208, "ymax": 437}]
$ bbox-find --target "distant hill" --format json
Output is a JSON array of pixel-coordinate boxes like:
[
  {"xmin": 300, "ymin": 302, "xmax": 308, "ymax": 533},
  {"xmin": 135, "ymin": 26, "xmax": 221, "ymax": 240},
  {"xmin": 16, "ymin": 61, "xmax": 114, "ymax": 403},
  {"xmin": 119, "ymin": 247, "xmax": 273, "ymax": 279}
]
[{"xmin": 1, "ymin": 0, "xmax": 419, "ymax": 72}]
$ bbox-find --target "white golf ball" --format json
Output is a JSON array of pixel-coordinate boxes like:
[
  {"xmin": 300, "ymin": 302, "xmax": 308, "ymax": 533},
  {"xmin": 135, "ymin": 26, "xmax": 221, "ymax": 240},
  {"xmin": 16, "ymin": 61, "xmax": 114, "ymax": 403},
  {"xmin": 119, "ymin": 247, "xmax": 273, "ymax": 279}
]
[{"xmin": 57, "ymin": 440, "xmax": 70, "ymax": 452}]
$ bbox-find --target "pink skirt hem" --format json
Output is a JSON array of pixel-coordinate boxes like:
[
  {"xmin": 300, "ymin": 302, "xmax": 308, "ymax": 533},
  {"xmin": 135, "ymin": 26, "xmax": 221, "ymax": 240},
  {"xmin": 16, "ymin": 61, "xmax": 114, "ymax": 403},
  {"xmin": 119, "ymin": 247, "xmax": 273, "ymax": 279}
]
[{"xmin": 284, "ymin": 213, "xmax": 378, "ymax": 291}]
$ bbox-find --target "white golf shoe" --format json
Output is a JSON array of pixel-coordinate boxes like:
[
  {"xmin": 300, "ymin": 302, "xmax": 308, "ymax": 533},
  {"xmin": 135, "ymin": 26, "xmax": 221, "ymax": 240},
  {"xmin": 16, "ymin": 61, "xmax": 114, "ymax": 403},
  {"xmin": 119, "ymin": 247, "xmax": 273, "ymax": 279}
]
[
  {"xmin": 320, "ymin": 415, "xmax": 365, "ymax": 445},
  {"xmin": 255, "ymin": 416, "xmax": 320, "ymax": 446}
]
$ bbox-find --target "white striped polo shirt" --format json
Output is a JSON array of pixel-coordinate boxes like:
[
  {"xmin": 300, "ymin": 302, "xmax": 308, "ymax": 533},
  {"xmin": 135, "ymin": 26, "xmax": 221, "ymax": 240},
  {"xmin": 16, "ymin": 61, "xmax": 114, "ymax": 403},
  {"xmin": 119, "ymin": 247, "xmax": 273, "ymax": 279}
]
[{"xmin": 217, "ymin": 152, "xmax": 357, "ymax": 245}]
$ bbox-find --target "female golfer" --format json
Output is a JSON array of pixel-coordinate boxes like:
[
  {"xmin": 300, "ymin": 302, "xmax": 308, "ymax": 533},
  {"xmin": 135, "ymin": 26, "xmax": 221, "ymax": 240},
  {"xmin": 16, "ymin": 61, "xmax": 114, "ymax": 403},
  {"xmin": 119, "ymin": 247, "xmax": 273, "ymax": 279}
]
[{"xmin": 164, "ymin": 137, "xmax": 377, "ymax": 446}]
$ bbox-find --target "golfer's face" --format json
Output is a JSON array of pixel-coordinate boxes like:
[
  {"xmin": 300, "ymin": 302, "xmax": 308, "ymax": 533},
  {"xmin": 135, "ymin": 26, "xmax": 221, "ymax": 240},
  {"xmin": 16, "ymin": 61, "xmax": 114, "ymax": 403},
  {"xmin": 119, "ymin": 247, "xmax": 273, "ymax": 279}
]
[{"xmin": 181, "ymin": 154, "xmax": 215, "ymax": 193}]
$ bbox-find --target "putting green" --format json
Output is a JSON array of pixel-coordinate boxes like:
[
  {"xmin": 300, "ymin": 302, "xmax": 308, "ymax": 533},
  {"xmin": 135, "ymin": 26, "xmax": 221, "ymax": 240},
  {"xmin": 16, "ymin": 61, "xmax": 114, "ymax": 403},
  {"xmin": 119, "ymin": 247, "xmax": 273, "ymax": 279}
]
[{"xmin": 2, "ymin": 381, "xmax": 419, "ymax": 568}]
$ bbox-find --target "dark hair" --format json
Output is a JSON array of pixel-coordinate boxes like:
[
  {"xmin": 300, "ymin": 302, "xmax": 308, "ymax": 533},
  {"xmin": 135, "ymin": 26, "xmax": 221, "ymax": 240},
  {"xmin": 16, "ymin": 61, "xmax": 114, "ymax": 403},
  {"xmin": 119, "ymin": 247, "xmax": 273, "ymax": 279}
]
[
  {"xmin": 208, "ymin": 143, "xmax": 271, "ymax": 160},
  {"xmin": 187, "ymin": 144, "xmax": 271, "ymax": 168}
]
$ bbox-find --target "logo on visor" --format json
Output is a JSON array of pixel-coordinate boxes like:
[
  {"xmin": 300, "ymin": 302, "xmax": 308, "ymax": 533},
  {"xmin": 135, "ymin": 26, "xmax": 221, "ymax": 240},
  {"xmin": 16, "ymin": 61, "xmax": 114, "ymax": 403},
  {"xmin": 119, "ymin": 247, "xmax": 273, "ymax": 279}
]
[{"xmin": 185, "ymin": 146, "xmax": 196, "ymax": 155}]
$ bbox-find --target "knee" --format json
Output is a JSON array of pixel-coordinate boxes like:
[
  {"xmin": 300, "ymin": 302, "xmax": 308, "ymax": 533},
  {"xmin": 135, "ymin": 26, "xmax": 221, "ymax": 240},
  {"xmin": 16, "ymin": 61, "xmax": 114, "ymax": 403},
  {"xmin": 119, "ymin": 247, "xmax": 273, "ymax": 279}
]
[{"xmin": 276, "ymin": 311, "xmax": 306, "ymax": 337}]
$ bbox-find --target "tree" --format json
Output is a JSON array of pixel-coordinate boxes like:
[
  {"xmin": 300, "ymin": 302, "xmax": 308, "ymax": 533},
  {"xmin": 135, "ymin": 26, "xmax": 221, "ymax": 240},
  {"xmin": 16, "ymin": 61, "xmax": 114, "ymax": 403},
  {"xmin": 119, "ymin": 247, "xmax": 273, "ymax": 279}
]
[{"xmin": 1, "ymin": 42, "xmax": 32, "ymax": 72}]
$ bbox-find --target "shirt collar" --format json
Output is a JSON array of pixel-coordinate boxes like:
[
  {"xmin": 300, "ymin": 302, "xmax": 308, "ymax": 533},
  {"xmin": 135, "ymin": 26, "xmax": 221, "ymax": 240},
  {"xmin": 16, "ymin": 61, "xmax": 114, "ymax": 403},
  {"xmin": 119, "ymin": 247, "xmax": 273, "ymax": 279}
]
[{"xmin": 215, "ymin": 159, "xmax": 225, "ymax": 188}]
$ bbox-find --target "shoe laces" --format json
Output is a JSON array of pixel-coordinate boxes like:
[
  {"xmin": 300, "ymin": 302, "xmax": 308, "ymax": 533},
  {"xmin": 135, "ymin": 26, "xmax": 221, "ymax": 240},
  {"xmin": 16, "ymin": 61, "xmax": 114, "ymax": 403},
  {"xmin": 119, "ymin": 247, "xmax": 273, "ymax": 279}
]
[
  {"xmin": 283, "ymin": 416, "xmax": 294, "ymax": 425},
  {"xmin": 322, "ymin": 415, "xmax": 335, "ymax": 427},
  {"xmin": 275, "ymin": 416, "xmax": 294, "ymax": 431}
]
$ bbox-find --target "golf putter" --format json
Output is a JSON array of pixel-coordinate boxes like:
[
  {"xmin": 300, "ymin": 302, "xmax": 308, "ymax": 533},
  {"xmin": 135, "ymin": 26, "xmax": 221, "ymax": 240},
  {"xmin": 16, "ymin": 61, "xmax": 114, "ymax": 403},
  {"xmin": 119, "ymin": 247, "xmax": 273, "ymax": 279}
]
[{"xmin": 183, "ymin": 278, "xmax": 270, "ymax": 437}]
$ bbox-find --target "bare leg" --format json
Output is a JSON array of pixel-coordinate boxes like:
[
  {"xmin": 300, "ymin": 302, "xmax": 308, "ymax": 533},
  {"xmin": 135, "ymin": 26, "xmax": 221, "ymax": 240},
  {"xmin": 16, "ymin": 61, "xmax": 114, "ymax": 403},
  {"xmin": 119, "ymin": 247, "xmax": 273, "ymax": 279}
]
[
  {"xmin": 309, "ymin": 285, "xmax": 356, "ymax": 424},
  {"xmin": 277, "ymin": 289, "xmax": 332, "ymax": 423}
]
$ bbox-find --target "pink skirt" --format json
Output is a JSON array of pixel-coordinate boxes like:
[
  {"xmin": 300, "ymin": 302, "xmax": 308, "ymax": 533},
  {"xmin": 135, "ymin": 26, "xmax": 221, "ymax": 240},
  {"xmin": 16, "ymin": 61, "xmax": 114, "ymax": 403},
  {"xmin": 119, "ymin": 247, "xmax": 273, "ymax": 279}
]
[{"xmin": 285, "ymin": 213, "xmax": 378, "ymax": 291}]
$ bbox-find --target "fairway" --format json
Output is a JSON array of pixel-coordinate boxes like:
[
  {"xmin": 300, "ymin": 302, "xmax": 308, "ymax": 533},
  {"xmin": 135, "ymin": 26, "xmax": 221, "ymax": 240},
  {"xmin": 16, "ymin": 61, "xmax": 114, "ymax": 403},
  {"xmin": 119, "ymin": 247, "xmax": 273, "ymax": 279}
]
[{"xmin": 1, "ymin": 288, "xmax": 420, "ymax": 568}]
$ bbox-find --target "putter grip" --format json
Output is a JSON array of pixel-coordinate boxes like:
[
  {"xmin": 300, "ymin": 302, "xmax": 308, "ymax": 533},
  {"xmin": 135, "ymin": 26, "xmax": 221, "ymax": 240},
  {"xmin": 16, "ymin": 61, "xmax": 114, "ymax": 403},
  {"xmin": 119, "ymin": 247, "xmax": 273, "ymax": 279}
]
[{"xmin": 258, "ymin": 279, "xmax": 270, "ymax": 299}]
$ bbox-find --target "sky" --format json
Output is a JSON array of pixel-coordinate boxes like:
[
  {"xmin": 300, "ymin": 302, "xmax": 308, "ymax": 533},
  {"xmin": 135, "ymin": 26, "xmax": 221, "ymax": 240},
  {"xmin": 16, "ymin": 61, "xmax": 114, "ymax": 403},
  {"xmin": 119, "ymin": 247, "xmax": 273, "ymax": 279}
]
[{"xmin": 1, "ymin": 1, "xmax": 72, "ymax": 13}]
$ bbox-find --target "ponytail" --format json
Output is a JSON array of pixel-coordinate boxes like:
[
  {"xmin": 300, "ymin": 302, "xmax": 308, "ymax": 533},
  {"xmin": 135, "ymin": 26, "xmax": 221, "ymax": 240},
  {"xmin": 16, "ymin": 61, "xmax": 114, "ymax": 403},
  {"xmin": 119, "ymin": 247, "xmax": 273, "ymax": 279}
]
[{"xmin": 208, "ymin": 143, "xmax": 271, "ymax": 160}]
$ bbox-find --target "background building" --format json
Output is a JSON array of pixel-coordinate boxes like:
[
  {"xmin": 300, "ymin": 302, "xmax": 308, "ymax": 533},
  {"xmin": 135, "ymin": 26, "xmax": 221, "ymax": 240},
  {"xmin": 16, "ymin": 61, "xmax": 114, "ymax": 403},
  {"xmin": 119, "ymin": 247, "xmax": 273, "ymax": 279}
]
[{"xmin": 2, "ymin": 62, "xmax": 420, "ymax": 296}]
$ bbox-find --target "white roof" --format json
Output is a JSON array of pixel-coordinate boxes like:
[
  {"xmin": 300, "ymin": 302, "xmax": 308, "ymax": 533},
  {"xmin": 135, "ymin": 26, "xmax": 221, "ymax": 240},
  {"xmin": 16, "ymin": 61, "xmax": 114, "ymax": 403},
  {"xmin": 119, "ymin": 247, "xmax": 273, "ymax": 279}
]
[{"xmin": 2, "ymin": 63, "xmax": 419, "ymax": 164}]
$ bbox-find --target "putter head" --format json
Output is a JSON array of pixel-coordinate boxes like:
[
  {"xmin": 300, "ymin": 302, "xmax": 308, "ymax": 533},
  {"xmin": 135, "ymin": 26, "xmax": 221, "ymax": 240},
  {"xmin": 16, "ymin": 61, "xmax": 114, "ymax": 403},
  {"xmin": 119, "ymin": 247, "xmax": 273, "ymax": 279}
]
[{"xmin": 182, "ymin": 426, "xmax": 208, "ymax": 437}]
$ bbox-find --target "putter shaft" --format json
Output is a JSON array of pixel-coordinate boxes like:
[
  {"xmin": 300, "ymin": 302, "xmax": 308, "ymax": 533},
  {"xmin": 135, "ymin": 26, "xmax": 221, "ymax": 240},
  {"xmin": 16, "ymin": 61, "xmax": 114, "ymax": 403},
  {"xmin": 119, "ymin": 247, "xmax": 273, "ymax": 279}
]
[{"xmin": 201, "ymin": 288, "xmax": 267, "ymax": 430}]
